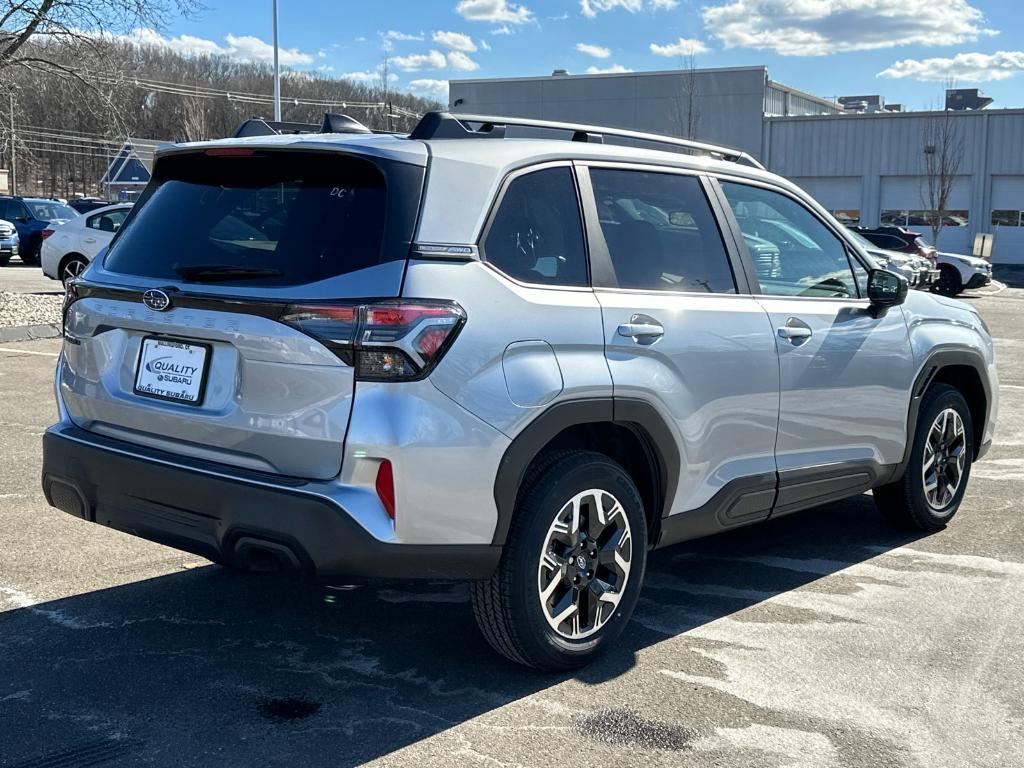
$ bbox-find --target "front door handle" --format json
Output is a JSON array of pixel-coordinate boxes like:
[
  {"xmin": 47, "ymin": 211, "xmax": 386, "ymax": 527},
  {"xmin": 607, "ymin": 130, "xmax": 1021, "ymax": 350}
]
[
  {"xmin": 777, "ymin": 317, "xmax": 812, "ymax": 342},
  {"xmin": 617, "ymin": 314, "xmax": 664, "ymax": 344}
]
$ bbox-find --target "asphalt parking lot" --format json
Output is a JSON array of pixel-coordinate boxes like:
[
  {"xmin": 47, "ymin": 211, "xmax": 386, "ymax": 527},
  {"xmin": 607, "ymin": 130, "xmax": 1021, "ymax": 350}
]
[{"xmin": 1, "ymin": 283, "xmax": 1022, "ymax": 768}]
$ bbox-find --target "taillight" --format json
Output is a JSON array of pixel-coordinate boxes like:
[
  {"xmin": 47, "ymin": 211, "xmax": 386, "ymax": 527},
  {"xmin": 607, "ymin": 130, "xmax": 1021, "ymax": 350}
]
[
  {"xmin": 279, "ymin": 299, "xmax": 465, "ymax": 381},
  {"xmin": 61, "ymin": 281, "xmax": 80, "ymax": 329},
  {"xmin": 41, "ymin": 228, "xmax": 54, "ymax": 240}
]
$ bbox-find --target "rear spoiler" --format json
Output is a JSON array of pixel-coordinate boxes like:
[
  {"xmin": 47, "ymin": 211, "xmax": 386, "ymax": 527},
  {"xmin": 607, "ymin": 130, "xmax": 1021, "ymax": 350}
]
[{"xmin": 233, "ymin": 113, "xmax": 373, "ymax": 138}]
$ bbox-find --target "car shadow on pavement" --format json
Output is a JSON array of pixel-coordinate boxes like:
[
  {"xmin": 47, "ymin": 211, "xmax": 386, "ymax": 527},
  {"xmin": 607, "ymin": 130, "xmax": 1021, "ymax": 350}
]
[{"xmin": 0, "ymin": 494, "xmax": 924, "ymax": 768}]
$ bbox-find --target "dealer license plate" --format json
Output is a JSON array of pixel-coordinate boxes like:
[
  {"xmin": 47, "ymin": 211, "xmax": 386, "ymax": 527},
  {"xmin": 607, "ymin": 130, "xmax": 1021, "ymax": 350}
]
[{"xmin": 134, "ymin": 337, "xmax": 210, "ymax": 405}]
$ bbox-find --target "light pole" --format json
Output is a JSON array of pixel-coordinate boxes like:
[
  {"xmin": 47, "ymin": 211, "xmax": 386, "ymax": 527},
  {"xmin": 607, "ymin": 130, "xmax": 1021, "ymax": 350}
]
[{"xmin": 272, "ymin": 0, "xmax": 281, "ymax": 121}]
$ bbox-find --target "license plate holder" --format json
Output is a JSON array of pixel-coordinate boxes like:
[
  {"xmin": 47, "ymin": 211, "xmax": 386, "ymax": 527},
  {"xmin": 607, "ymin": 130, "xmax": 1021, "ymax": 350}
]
[{"xmin": 134, "ymin": 336, "xmax": 211, "ymax": 406}]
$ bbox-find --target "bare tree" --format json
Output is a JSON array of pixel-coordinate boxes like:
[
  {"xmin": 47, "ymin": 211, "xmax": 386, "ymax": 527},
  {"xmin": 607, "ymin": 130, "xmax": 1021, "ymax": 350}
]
[
  {"xmin": 671, "ymin": 50, "xmax": 700, "ymax": 140},
  {"xmin": 920, "ymin": 106, "xmax": 964, "ymax": 248}
]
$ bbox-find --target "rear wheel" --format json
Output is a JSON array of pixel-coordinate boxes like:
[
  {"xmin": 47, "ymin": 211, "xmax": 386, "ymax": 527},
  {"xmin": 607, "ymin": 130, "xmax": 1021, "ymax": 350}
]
[
  {"xmin": 932, "ymin": 265, "xmax": 962, "ymax": 296},
  {"xmin": 874, "ymin": 384, "xmax": 973, "ymax": 531},
  {"xmin": 471, "ymin": 450, "xmax": 647, "ymax": 670},
  {"xmin": 60, "ymin": 255, "xmax": 89, "ymax": 287}
]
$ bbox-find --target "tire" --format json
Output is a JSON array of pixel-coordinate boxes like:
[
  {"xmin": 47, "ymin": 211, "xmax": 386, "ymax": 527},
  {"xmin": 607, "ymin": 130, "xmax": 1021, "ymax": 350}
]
[
  {"xmin": 932, "ymin": 265, "xmax": 962, "ymax": 297},
  {"xmin": 471, "ymin": 450, "xmax": 648, "ymax": 671},
  {"xmin": 874, "ymin": 383, "xmax": 973, "ymax": 531},
  {"xmin": 60, "ymin": 255, "xmax": 89, "ymax": 287},
  {"xmin": 19, "ymin": 250, "xmax": 39, "ymax": 266}
]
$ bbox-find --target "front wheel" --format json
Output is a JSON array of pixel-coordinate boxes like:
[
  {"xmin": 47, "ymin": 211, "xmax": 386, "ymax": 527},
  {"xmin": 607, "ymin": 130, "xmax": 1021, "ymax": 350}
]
[
  {"xmin": 471, "ymin": 451, "xmax": 647, "ymax": 670},
  {"xmin": 932, "ymin": 265, "xmax": 963, "ymax": 296},
  {"xmin": 874, "ymin": 383, "xmax": 973, "ymax": 531}
]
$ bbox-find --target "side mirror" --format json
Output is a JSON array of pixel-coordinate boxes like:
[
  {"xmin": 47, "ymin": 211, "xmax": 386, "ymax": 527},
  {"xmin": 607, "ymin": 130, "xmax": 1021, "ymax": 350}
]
[{"xmin": 867, "ymin": 268, "xmax": 908, "ymax": 308}]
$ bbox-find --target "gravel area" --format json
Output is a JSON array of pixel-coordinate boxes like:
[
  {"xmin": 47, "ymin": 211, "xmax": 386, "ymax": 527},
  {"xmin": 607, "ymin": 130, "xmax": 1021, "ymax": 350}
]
[{"xmin": 0, "ymin": 290, "xmax": 62, "ymax": 328}]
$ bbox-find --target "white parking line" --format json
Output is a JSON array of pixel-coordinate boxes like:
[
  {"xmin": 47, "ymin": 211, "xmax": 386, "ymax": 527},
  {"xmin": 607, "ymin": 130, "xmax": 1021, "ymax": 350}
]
[{"xmin": 0, "ymin": 347, "xmax": 59, "ymax": 357}]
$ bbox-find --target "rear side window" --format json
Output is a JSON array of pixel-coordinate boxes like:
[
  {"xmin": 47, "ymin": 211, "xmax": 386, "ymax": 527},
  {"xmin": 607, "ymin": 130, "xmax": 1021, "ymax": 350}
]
[
  {"xmin": 87, "ymin": 209, "xmax": 129, "ymax": 232},
  {"xmin": 590, "ymin": 169, "xmax": 736, "ymax": 293},
  {"xmin": 105, "ymin": 151, "xmax": 391, "ymax": 286},
  {"xmin": 482, "ymin": 166, "xmax": 588, "ymax": 287}
]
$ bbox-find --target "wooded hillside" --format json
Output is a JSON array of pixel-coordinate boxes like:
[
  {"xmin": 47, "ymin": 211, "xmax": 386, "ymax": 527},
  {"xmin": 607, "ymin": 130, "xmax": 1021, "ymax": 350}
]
[{"xmin": 2, "ymin": 38, "xmax": 441, "ymax": 199}]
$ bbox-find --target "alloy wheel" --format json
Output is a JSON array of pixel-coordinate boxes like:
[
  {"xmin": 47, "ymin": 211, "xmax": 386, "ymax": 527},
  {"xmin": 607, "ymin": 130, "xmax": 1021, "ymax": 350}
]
[
  {"xmin": 537, "ymin": 488, "xmax": 632, "ymax": 640},
  {"xmin": 62, "ymin": 258, "xmax": 87, "ymax": 286},
  {"xmin": 922, "ymin": 407, "xmax": 967, "ymax": 510}
]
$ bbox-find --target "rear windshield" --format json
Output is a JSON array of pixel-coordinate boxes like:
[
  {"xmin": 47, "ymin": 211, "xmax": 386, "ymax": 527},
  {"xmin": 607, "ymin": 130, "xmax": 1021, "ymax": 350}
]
[{"xmin": 105, "ymin": 151, "xmax": 389, "ymax": 286}]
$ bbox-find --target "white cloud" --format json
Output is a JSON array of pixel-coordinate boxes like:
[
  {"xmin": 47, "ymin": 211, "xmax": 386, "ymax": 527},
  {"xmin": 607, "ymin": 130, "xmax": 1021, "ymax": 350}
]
[
  {"xmin": 879, "ymin": 50, "xmax": 1024, "ymax": 82},
  {"xmin": 702, "ymin": 0, "xmax": 996, "ymax": 57},
  {"xmin": 317, "ymin": 64, "xmax": 334, "ymax": 72},
  {"xmin": 490, "ymin": 25, "xmax": 514, "ymax": 35},
  {"xmin": 408, "ymin": 78, "xmax": 450, "ymax": 99},
  {"xmin": 113, "ymin": 28, "xmax": 314, "ymax": 65},
  {"xmin": 433, "ymin": 30, "xmax": 477, "ymax": 52},
  {"xmin": 456, "ymin": 0, "xmax": 534, "ymax": 25},
  {"xmin": 446, "ymin": 50, "xmax": 480, "ymax": 71},
  {"xmin": 383, "ymin": 30, "xmax": 424, "ymax": 42},
  {"xmin": 649, "ymin": 37, "xmax": 709, "ymax": 57},
  {"xmin": 586, "ymin": 64, "xmax": 632, "ymax": 74},
  {"xmin": 341, "ymin": 70, "xmax": 381, "ymax": 82},
  {"xmin": 576, "ymin": 42, "xmax": 611, "ymax": 59},
  {"xmin": 391, "ymin": 49, "xmax": 447, "ymax": 71},
  {"xmin": 580, "ymin": 0, "xmax": 677, "ymax": 18},
  {"xmin": 480, "ymin": 39, "xmax": 491, "ymax": 50}
]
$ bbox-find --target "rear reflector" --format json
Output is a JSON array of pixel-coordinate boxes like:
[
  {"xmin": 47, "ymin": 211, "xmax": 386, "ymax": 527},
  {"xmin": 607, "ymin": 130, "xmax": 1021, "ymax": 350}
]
[
  {"xmin": 375, "ymin": 460, "xmax": 396, "ymax": 519},
  {"xmin": 279, "ymin": 299, "xmax": 465, "ymax": 381}
]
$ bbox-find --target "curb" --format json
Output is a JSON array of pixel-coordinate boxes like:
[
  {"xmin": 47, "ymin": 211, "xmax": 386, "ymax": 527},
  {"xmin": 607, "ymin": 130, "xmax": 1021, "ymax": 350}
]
[{"xmin": 0, "ymin": 323, "xmax": 62, "ymax": 343}]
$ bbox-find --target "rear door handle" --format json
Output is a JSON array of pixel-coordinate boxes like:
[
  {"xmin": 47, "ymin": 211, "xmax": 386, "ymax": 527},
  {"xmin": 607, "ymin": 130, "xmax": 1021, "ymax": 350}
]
[
  {"xmin": 617, "ymin": 315, "xmax": 664, "ymax": 343},
  {"xmin": 777, "ymin": 317, "xmax": 812, "ymax": 341},
  {"xmin": 83, "ymin": 237, "xmax": 96, "ymax": 244}
]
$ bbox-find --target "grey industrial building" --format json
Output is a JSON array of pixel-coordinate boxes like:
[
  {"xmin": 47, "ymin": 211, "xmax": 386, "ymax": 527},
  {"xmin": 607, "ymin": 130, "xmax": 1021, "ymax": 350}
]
[{"xmin": 449, "ymin": 66, "xmax": 1024, "ymax": 264}]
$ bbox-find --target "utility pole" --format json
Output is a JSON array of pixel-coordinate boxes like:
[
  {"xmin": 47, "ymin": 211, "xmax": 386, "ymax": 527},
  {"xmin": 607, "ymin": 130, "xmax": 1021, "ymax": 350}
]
[
  {"xmin": 272, "ymin": 0, "xmax": 281, "ymax": 121},
  {"xmin": 9, "ymin": 93, "xmax": 15, "ymax": 195}
]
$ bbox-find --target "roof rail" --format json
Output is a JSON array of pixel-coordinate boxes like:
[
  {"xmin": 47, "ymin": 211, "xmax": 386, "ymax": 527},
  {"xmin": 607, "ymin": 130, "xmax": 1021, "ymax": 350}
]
[
  {"xmin": 408, "ymin": 111, "xmax": 765, "ymax": 169},
  {"xmin": 232, "ymin": 113, "xmax": 373, "ymax": 138}
]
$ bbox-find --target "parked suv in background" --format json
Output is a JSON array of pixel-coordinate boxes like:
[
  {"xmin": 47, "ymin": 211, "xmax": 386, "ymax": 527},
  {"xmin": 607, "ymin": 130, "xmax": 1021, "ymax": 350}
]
[
  {"xmin": 846, "ymin": 229, "xmax": 932, "ymax": 289},
  {"xmin": 934, "ymin": 251, "xmax": 993, "ymax": 296},
  {"xmin": 0, "ymin": 218, "xmax": 19, "ymax": 266},
  {"xmin": 0, "ymin": 196, "xmax": 78, "ymax": 265},
  {"xmin": 43, "ymin": 113, "xmax": 998, "ymax": 670}
]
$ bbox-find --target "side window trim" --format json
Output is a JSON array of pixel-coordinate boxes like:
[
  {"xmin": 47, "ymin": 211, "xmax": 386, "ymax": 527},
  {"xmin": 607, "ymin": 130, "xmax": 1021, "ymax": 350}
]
[
  {"xmin": 575, "ymin": 161, "xmax": 753, "ymax": 295},
  {"xmin": 476, "ymin": 160, "xmax": 592, "ymax": 291},
  {"xmin": 710, "ymin": 173, "xmax": 869, "ymax": 302}
]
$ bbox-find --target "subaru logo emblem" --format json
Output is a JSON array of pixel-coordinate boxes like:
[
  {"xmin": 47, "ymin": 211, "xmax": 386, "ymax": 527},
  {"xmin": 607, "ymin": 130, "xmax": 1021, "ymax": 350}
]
[{"xmin": 143, "ymin": 289, "xmax": 171, "ymax": 312}]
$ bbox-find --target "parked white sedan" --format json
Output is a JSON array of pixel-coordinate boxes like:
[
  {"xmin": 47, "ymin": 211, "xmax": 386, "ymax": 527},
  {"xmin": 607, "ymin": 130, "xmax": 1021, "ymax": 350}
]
[{"xmin": 41, "ymin": 203, "xmax": 132, "ymax": 286}]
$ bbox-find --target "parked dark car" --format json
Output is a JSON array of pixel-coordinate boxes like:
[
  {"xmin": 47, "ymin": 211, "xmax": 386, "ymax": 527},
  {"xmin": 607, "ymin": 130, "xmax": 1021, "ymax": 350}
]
[
  {"xmin": 69, "ymin": 198, "xmax": 114, "ymax": 215},
  {"xmin": 849, "ymin": 225, "xmax": 938, "ymax": 261},
  {"xmin": 0, "ymin": 196, "xmax": 78, "ymax": 265}
]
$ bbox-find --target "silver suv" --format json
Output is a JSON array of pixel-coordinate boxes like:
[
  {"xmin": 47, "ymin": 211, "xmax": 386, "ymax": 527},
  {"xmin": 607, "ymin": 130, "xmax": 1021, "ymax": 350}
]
[{"xmin": 43, "ymin": 113, "xmax": 998, "ymax": 670}]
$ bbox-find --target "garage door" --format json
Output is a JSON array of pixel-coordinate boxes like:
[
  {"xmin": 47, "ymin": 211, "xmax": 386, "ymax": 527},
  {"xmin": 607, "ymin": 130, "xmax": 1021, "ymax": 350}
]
[
  {"xmin": 880, "ymin": 175, "xmax": 972, "ymax": 253},
  {"xmin": 991, "ymin": 175, "xmax": 1024, "ymax": 264},
  {"xmin": 790, "ymin": 176, "xmax": 861, "ymax": 225}
]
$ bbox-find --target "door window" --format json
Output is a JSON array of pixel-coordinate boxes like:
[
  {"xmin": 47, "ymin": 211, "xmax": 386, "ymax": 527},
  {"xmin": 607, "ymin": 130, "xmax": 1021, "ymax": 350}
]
[
  {"xmin": 482, "ymin": 166, "xmax": 588, "ymax": 287},
  {"xmin": 86, "ymin": 208, "xmax": 129, "ymax": 232},
  {"xmin": 721, "ymin": 182, "xmax": 859, "ymax": 298},
  {"xmin": 589, "ymin": 169, "xmax": 735, "ymax": 293}
]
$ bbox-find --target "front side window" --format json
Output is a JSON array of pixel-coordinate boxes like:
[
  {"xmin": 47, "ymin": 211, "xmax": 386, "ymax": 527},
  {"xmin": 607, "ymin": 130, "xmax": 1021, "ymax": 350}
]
[
  {"xmin": 721, "ymin": 181, "xmax": 858, "ymax": 299},
  {"xmin": 589, "ymin": 169, "xmax": 735, "ymax": 293},
  {"xmin": 482, "ymin": 166, "xmax": 587, "ymax": 287}
]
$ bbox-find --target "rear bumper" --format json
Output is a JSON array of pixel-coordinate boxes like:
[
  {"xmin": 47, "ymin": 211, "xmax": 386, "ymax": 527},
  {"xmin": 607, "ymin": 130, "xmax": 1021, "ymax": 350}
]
[{"xmin": 41, "ymin": 425, "xmax": 500, "ymax": 582}]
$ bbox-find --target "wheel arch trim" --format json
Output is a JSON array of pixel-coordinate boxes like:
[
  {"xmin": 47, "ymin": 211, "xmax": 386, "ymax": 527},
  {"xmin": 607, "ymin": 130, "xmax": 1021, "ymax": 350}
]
[{"xmin": 490, "ymin": 397, "xmax": 681, "ymax": 546}]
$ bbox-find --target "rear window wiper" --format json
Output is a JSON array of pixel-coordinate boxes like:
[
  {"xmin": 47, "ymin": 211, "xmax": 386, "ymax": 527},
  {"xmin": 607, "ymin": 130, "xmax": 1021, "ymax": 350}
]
[{"xmin": 173, "ymin": 264, "xmax": 284, "ymax": 282}]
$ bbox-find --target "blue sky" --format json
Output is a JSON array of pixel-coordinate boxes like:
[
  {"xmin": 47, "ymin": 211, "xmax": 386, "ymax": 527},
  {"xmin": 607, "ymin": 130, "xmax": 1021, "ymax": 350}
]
[{"xmin": 145, "ymin": 0, "xmax": 1023, "ymax": 108}]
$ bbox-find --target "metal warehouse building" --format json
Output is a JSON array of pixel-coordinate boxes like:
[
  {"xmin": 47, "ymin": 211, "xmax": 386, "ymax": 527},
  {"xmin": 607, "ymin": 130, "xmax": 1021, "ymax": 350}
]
[{"xmin": 449, "ymin": 66, "xmax": 1024, "ymax": 264}]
